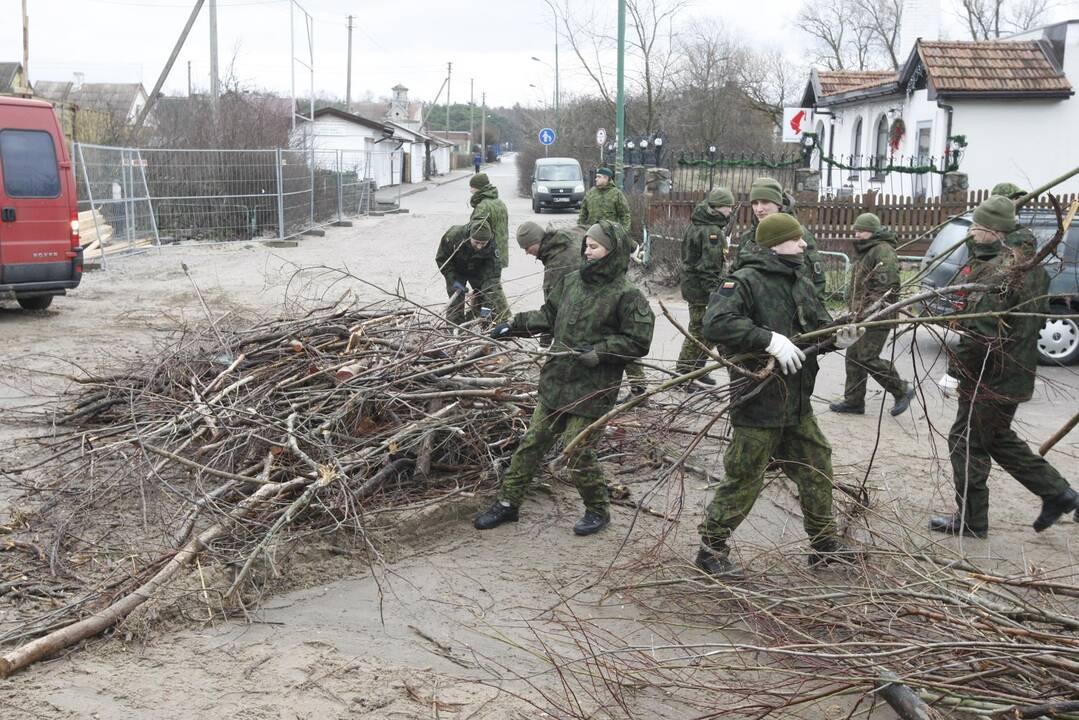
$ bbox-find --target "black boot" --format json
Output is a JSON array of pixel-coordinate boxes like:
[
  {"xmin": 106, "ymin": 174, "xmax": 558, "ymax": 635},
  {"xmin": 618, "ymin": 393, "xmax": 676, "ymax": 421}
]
[
  {"xmin": 928, "ymin": 514, "xmax": 988, "ymax": 538},
  {"xmin": 573, "ymin": 510, "xmax": 609, "ymax": 536},
  {"xmin": 694, "ymin": 360, "xmax": 717, "ymax": 386},
  {"xmin": 890, "ymin": 384, "xmax": 916, "ymax": 417},
  {"xmin": 1033, "ymin": 488, "xmax": 1079, "ymax": 532},
  {"xmin": 829, "ymin": 400, "xmax": 865, "ymax": 414},
  {"xmin": 693, "ymin": 548, "xmax": 745, "ymax": 579},
  {"xmin": 808, "ymin": 538, "xmax": 860, "ymax": 567},
  {"xmin": 474, "ymin": 500, "xmax": 519, "ymax": 530}
]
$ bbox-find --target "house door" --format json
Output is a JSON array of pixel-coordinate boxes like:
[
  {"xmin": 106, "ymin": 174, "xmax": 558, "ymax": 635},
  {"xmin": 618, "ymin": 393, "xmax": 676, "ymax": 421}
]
[
  {"xmin": 914, "ymin": 123, "xmax": 932, "ymax": 198},
  {"xmin": 402, "ymin": 152, "xmax": 411, "ymax": 184}
]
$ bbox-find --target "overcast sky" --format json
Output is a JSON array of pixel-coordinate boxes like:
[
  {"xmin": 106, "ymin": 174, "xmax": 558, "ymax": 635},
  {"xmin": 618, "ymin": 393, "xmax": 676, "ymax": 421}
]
[{"xmin": 3, "ymin": 0, "xmax": 1076, "ymax": 111}]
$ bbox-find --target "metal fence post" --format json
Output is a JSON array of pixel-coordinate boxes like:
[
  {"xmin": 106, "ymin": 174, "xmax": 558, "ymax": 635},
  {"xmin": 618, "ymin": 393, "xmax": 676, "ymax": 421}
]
[
  {"xmin": 135, "ymin": 148, "xmax": 161, "ymax": 249},
  {"xmin": 276, "ymin": 148, "xmax": 285, "ymax": 239},
  {"xmin": 309, "ymin": 144, "xmax": 315, "ymax": 230},
  {"xmin": 76, "ymin": 142, "xmax": 108, "ymax": 271},
  {"xmin": 336, "ymin": 149, "xmax": 343, "ymax": 222}
]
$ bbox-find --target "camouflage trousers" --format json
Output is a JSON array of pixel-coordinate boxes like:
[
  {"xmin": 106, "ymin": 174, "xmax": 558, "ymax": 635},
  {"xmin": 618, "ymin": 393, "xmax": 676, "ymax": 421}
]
[
  {"xmin": 499, "ymin": 402, "xmax": 609, "ymax": 516},
  {"xmin": 949, "ymin": 400, "xmax": 1069, "ymax": 530},
  {"xmin": 675, "ymin": 304, "xmax": 711, "ymax": 373},
  {"xmin": 842, "ymin": 328, "xmax": 907, "ymax": 405},
  {"xmin": 624, "ymin": 359, "xmax": 645, "ymax": 388},
  {"xmin": 699, "ymin": 415, "xmax": 838, "ymax": 551},
  {"xmin": 446, "ymin": 275, "xmax": 510, "ymax": 325}
]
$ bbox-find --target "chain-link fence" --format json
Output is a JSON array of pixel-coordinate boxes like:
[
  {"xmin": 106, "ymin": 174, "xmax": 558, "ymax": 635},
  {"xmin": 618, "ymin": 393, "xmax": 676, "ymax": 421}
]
[{"xmin": 73, "ymin": 143, "xmax": 399, "ymax": 263}]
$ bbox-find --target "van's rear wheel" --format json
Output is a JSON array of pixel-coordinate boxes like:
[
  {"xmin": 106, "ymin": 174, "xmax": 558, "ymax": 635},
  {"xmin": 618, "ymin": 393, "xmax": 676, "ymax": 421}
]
[{"xmin": 17, "ymin": 296, "xmax": 53, "ymax": 311}]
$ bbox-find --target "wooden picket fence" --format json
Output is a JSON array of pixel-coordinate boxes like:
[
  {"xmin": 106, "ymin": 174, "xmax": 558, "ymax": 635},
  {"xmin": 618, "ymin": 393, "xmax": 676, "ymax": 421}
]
[{"xmin": 646, "ymin": 190, "xmax": 1079, "ymax": 257}]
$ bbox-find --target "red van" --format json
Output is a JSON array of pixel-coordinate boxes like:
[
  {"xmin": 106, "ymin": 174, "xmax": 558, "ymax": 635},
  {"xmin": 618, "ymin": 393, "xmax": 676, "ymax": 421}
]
[{"xmin": 0, "ymin": 97, "xmax": 81, "ymax": 310}]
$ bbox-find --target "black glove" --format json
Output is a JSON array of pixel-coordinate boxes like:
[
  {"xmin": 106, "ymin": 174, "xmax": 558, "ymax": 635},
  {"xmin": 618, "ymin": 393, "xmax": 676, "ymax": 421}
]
[
  {"xmin": 451, "ymin": 281, "xmax": 466, "ymax": 294},
  {"xmin": 489, "ymin": 322, "xmax": 512, "ymax": 339},
  {"xmin": 575, "ymin": 345, "xmax": 600, "ymax": 367}
]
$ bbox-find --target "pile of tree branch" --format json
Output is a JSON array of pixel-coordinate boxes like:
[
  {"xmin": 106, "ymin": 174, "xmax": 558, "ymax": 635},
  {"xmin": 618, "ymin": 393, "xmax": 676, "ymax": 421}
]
[{"xmin": 0, "ymin": 302, "xmax": 551, "ymax": 676}]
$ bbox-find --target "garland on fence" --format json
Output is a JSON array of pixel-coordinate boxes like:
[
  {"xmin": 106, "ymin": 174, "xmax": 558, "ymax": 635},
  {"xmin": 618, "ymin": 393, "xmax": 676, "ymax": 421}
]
[{"xmin": 676, "ymin": 155, "xmax": 803, "ymax": 170}]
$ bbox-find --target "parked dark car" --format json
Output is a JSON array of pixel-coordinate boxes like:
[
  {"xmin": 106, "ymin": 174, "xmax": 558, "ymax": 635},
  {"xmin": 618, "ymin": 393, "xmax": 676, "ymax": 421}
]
[
  {"xmin": 0, "ymin": 97, "xmax": 82, "ymax": 310},
  {"xmin": 530, "ymin": 157, "xmax": 585, "ymax": 213},
  {"xmin": 919, "ymin": 209, "xmax": 1079, "ymax": 365}
]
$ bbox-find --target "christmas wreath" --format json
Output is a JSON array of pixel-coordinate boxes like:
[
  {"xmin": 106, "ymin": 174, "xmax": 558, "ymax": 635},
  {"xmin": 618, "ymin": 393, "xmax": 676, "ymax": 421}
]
[{"xmin": 888, "ymin": 118, "xmax": 906, "ymax": 154}]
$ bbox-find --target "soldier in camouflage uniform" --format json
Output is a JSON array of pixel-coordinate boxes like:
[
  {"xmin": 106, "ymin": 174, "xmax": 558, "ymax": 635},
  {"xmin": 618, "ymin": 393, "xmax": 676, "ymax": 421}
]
[
  {"xmin": 475, "ymin": 220, "xmax": 655, "ymax": 536},
  {"xmin": 694, "ymin": 213, "xmax": 860, "ymax": 578},
  {"xmin": 578, "ymin": 167, "xmax": 646, "ymax": 398},
  {"xmin": 829, "ymin": 213, "xmax": 915, "ymax": 416},
  {"xmin": 578, "ymin": 166, "xmax": 631, "ymax": 231},
  {"xmin": 516, "ymin": 221, "xmax": 585, "ymax": 300},
  {"xmin": 675, "ymin": 187, "xmax": 734, "ymax": 386},
  {"xmin": 930, "ymin": 196, "xmax": 1078, "ymax": 538},
  {"xmin": 468, "ymin": 173, "xmax": 511, "ymax": 321},
  {"xmin": 435, "ymin": 220, "xmax": 501, "ymax": 325},
  {"xmin": 992, "ymin": 182, "xmax": 1037, "ymax": 258},
  {"xmin": 731, "ymin": 177, "xmax": 827, "ymax": 299}
]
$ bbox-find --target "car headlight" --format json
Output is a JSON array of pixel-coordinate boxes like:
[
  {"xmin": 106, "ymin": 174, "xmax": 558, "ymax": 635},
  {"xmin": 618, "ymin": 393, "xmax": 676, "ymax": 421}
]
[
  {"xmin": 537, "ymin": 185, "xmax": 550, "ymax": 193},
  {"xmin": 573, "ymin": 184, "xmax": 585, "ymax": 193}
]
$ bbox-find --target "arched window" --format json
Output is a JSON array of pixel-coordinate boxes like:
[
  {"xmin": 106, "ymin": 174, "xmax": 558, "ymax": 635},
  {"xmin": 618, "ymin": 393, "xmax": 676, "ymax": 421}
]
[
  {"xmin": 873, "ymin": 114, "xmax": 890, "ymax": 176},
  {"xmin": 851, "ymin": 117, "xmax": 863, "ymax": 161}
]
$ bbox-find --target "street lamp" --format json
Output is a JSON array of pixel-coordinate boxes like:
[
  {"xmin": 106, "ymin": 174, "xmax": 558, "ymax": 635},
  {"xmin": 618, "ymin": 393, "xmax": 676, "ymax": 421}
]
[{"xmin": 536, "ymin": 0, "xmax": 560, "ymax": 135}]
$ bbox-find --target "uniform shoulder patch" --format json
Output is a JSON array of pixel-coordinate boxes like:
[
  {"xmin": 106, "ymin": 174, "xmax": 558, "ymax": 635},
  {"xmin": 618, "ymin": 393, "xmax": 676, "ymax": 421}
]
[{"xmin": 718, "ymin": 280, "xmax": 738, "ymax": 297}]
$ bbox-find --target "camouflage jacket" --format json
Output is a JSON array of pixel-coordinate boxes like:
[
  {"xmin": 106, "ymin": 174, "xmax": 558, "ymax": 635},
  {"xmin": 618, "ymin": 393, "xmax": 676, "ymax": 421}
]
[
  {"xmin": 578, "ymin": 184, "xmax": 632, "ymax": 232},
  {"xmin": 703, "ymin": 250, "xmax": 832, "ymax": 427},
  {"xmin": 510, "ymin": 234, "xmax": 655, "ymax": 418},
  {"xmin": 732, "ymin": 212, "xmax": 827, "ymax": 300},
  {"xmin": 849, "ymin": 229, "xmax": 900, "ymax": 317},
  {"xmin": 469, "ymin": 185, "xmax": 510, "ymax": 268},
  {"xmin": 948, "ymin": 245, "xmax": 1047, "ymax": 403},
  {"xmin": 538, "ymin": 225, "xmax": 584, "ymax": 300},
  {"xmin": 435, "ymin": 224, "xmax": 500, "ymax": 287},
  {"xmin": 680, "ymin": 201, "xmax": 730, "ymax": 305}
]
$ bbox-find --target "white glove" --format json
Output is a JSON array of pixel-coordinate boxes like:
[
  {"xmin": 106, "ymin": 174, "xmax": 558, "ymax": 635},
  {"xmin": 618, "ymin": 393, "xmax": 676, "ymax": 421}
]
[
  {"xmin": 938, "ymin": 374, "xmax": 959, "ymax": 398},
  {"xmin": 630, "ymin": 244, "xmax": 646, "ymax": 264},
  {"xmin": 835, "ymin": 325, "xmax": 866, "ymax": 350},
  {"xmin": 765, "ymin": 332, "xmax": 806, "ymax": 375}
]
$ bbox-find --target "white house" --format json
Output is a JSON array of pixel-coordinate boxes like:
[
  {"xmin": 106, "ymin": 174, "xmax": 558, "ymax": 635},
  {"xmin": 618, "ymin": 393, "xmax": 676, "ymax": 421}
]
[
  {"xmin": 801, "ymin": 19, "xmax": 1078, "ymax": 198},
  {"xmin": 293, "ymin": 107, "xmax": 401, "ymax": 188}
]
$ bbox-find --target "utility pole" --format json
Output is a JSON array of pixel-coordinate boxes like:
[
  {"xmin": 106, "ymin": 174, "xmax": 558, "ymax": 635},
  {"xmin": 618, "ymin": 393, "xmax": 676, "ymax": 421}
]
[
  {"xmin": 469, "ymin": 78, "xmax": 474, "ymax": 151},
  {"xmin": 345, "ymin": 15, "xmax": 353, "ymax": 111},
  {"xmin": 446, "ymin": 61, "xmax": 452, "ymax": 134},
  {"xmin": 133, "ymin": 0, "xmax": 208, "ymax": 131},
  {"xmin": 209, "ymin": 0, "xmax": 220, "ymax": 110},
  {"xmin": 615, "ymin": 0, "xmax": 626, "ymax": 185},
  {"xmin": 21, "ymin": 0, "xmax": 29, "ymax": 90},
  {"xmin": 187, "ymin": 60, "xmax": 192, "ymax": 96},
  {"xmin": 480, "ymin": 91, "xmax": 487, "ymax": 162}
]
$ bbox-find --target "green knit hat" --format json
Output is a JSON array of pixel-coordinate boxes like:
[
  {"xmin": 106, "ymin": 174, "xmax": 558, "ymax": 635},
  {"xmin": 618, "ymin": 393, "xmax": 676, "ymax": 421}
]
[
  {"xmin": 469, "ymin": 220, "xmax": 494, "ymax": 243},
  {"xmin": 972, "ymin": 196, "xmax": 1017, "ymax": 233},
  {"xmin": 749, "ymin": 177, "xmax": 784, "ymax": 206},
  {"xmin": 516, "ymin": 221, "xmax": 544, "ymax": 249},
  {"xmin": 469, "ymin": 172, "xmax": 490, "ymax": 189},
  {"xmin": 991, "ymin": 182, "xmax": 1025, "ymax": 200},
  {"xmin": 596, "ymin": 166, "xmax": 614, "ymax": 179},
  {"xmin": 853, "ymin": 213, "xmax": 882, "ymax": 233},
  {"xmin": 755, "ymin": 213, "xmax": 803, "ymax": 249},
  {"xmin": 707, "ymin": 187, "xmax": 735, "ymax": 208}
]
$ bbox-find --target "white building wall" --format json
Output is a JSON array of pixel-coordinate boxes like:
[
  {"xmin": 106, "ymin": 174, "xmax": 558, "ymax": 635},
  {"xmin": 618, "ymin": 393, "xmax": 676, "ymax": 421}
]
[{"xmin": 950, "ymin": 98, "xmax": 1079, "ymax": 194}]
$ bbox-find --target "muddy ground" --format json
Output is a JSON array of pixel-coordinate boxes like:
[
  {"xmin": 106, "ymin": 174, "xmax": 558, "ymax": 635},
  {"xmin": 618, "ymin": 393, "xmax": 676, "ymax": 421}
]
[{"xmin": 1, "ymin": 156, "xmax": 1077, "ymax": 719}]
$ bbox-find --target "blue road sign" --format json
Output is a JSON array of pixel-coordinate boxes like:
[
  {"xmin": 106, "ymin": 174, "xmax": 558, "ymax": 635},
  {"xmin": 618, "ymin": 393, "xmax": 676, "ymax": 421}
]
[{"xmin": 538, "ymin": 128, "xmax": 556, "ymax": 146}]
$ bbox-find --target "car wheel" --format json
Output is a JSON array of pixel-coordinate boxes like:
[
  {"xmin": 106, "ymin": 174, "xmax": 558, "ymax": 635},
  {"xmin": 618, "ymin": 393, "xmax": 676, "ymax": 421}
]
[
  {"xmin": 1037, "ymin": 304, "xmax": 1079, "ymax": 365},
  {"xmin": 17, "ymin": 295, "xmax": 54, "ymax": 311},
  {"xmin": 532, "ymin": 198, "xmax": 541, "ymax": 214}
]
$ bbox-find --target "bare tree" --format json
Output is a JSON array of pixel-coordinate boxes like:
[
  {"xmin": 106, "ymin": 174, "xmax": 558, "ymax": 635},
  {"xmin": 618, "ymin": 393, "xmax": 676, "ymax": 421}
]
[
  {"xmin": 955, "ymin": 0, "xmax": 1050, "ymax": 39},
  {"xmin": 797, "ymin": 0, "xmax": 901, "ymax": 70},
  {"xmin": 854, "ymin": 0, "xmax": 904, "ymax": 69},
  {"xmin": 739, "ymin": 49, "xmax": 805, "ymax": 133},
  {"xmin": 557, "ymin": 0, "xmax": 689, "ymax": 135}
]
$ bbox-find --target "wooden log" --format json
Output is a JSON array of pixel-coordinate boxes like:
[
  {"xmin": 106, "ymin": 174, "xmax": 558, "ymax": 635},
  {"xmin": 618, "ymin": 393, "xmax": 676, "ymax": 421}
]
[
  {"xmin": 0, "ymin": 478, "xmax": 303, "ymax": 678},
  {"xmin": 1040, "ymin": 409, "xmax": 1079, "ymax": 457},
  {"xmin": 875, "ymin": 672, "xmax": 933, "ymax": 720}
]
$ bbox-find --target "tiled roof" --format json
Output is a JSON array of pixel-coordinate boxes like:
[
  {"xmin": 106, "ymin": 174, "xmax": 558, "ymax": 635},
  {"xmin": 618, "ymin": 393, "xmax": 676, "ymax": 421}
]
[
  {"xmin": 917, "ymin": 40, "xmax": 1071, "ymax": 94},
  {"xmin": 817, "ymin": 70, "xmax": 896, "ymax": 97}
]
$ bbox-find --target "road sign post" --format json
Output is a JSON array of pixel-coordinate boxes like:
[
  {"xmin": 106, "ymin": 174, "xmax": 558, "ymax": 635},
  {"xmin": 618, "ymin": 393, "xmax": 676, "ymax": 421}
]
[{"xmin": 539, "ymin": 127, "xmax": 555, "ymax": 158}]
